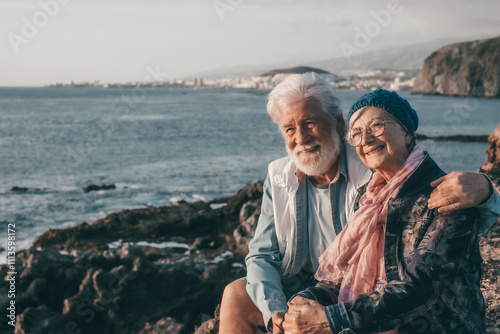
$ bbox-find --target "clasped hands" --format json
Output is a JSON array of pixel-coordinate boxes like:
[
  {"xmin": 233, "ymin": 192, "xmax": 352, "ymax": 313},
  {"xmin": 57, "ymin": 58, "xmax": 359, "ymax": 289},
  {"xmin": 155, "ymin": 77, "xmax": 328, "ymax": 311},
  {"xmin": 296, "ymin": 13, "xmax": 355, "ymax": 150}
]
[{"xmin": 271, "ymin": 296, "xmax": 330, "ymax": 334}]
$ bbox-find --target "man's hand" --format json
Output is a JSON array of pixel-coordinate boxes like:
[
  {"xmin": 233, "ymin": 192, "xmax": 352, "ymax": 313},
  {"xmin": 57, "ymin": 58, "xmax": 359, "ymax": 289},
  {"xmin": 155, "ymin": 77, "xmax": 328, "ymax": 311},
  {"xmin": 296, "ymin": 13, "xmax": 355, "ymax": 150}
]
[
  {"xmin": 271, "ymin": 312, "xmax": 285, "ymax": 334},
  {"xmin": 428, "ymin": 171, "xmax": 492, "ymax": 213},
  {"xmin": 282, "ymin": 299, "xmax": 330, "ymax": 334},
  {"xmin": 288, "ymin": 295, "xmax": 315, "ymax": 306}
]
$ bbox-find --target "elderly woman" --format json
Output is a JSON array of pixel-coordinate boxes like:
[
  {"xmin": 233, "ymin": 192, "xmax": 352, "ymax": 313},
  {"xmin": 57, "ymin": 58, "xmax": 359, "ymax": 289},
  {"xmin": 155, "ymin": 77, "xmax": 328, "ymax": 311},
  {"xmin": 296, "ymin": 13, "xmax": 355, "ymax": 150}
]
[{"xmin": 284, "ymin": 89, "xmax": 485, "ymax": 334}]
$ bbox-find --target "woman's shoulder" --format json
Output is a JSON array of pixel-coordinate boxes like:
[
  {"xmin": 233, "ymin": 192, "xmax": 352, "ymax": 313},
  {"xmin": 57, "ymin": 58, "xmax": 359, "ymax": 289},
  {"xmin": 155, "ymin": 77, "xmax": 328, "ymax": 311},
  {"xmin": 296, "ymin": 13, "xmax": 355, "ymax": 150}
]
[{"xmin": 398, "ymin": 154, "xmax": 445, "ymax": 197}]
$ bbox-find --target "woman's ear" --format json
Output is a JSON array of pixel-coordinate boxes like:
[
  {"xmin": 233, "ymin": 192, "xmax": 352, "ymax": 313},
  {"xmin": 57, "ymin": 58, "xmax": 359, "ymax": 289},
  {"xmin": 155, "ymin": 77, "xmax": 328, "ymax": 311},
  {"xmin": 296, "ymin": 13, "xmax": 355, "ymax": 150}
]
[{"xmin": 405, "ymin": 133, "xmax": 413, "ymax": 145}]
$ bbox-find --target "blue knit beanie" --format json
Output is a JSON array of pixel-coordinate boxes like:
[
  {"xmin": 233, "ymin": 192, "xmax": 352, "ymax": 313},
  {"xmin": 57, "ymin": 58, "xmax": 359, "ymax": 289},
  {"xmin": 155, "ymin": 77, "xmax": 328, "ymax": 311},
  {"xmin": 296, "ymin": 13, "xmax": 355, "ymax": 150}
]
[{"xmin": 347, "ymin": 89, "xmax": 419, "ymax": 135}]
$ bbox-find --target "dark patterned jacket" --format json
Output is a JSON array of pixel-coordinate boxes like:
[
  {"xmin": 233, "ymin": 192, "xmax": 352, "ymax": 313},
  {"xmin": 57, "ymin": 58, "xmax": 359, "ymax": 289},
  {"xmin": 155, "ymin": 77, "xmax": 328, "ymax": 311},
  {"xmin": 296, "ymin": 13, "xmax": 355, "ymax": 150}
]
[{"xmin": 298, "ymin": 154, "xmax": 485, "ymax": 334}]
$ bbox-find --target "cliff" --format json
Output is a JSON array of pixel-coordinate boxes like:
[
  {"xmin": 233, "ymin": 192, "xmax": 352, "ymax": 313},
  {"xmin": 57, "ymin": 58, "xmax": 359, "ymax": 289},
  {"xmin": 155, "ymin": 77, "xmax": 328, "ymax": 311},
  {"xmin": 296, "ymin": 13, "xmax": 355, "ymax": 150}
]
[{"xmin": 412, "ymin": 36, "xmax": 500, "ymax": 97}]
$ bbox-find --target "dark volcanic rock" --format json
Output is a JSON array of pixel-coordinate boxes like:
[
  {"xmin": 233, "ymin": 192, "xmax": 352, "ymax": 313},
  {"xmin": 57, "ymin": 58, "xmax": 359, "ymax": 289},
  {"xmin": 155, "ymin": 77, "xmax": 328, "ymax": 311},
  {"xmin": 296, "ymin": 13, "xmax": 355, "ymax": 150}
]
[
  {"xmin": 412, "ymin": 36, "xmax": 500, "ymax": 97},
  {"xmin": 33, "ymin": 180, "xmax": 264, "ymax": 256},
  {"xmin": 479, "ymin": 123, "xmax": 500, "ymax": 333},
  {"xmin": 33, "ymin": 201, "xmax": 219, "ymax": 253},
  {"xmin": 83, "ymin": 183, "xmax": 116, "ymax": 192},
  {"xmin": 11, "ymin": 186, "xmax": 28, "ymax": 192},
  {"xmin": 416, "ymin": 133, "xmax": 489, "ymax": 142},
  {"xmin": 233, "ymin": 199, "xmax": 261, "ymax": 255},
  {"xmin": 480, "ymin": 124, "xmax": 500, "ymax": 189},
  {"xmin": 0, "ymin": 244, "xmax": 246, "ymax": 334},
  {"xmin": 139, "ymin": 317, "xmax": 186, "ymax": 334},
  {"xmin": 194, "ymin": 305, "xmax": 220, "ymax": 334},
  {"xmin": 1, "ymin": 181, "xmax": 264, "ymax": 334}
]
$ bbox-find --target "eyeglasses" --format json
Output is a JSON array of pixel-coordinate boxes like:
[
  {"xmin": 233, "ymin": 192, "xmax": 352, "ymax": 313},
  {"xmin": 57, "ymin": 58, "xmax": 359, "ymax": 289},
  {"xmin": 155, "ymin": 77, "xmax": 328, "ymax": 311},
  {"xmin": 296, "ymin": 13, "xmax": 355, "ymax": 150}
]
[{"xmin": 347, "ymin": 117, "xmax": 398, "ymax": 147}]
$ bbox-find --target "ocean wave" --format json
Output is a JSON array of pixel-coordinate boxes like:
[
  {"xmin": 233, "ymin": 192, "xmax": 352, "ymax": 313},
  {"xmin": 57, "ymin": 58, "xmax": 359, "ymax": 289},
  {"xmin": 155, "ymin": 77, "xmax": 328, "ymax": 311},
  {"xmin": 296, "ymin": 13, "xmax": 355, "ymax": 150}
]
[{"xmin": 107, "ymin": 239, "xmax": 190, "ymax": 250}]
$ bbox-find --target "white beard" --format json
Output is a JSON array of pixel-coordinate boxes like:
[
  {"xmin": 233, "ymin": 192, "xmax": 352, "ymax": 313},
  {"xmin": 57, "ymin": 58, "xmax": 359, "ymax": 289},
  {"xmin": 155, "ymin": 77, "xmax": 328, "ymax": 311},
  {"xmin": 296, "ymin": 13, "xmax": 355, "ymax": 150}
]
[{"xmin": 287, "ymin": 131, "xmax": 341, "ymax": 176}]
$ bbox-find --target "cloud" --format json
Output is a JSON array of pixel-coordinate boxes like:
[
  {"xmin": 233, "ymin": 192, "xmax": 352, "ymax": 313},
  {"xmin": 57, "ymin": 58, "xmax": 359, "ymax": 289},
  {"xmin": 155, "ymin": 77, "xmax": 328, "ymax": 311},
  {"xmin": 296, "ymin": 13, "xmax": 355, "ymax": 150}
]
[
  {"xmin": 255, "ymin": 0, "xmax": 327, "ymax": 4},
  {"xmin": 0, "ymin": 3, "xmax": 38, "ymax": 10},
  {"xmin": 324, "ymin": 14, "xmax": 352, "ymax": 26}
]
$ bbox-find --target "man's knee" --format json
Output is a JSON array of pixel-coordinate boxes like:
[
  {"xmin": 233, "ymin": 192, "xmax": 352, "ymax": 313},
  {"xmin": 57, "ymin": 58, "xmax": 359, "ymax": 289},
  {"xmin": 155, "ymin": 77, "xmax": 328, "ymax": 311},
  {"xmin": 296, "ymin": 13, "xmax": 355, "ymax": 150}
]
[{"xmin": 222, "ymin": 279, "xmax": 248, "ymax": 303}]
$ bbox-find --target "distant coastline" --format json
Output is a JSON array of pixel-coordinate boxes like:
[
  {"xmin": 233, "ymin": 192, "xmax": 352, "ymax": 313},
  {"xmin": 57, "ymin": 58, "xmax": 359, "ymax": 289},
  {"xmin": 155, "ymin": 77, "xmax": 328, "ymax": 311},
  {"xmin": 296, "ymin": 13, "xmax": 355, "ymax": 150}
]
[{"xmin": 47, "ymin": 68, "xmax": 418, "ymax": 91}]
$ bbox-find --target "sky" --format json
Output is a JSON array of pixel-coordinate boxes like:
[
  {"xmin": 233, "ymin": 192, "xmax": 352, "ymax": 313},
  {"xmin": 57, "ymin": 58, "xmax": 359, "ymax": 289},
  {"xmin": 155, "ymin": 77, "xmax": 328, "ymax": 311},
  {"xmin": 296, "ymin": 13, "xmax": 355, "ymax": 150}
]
[{"xmin": 1, "ymin": 0, "xmax": 500, "ymax": 87}]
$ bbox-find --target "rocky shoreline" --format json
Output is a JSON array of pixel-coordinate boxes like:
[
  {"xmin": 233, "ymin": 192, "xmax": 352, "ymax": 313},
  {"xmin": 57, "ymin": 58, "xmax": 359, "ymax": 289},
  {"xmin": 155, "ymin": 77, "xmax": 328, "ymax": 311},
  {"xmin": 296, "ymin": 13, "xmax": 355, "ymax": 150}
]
[
  {"xmin": 0, "ymin": 181, "xmax": 263, "ymax": 334},
  {"xmin": 2, "ymin": 126, "xmax": 500, "ymax": 333}
]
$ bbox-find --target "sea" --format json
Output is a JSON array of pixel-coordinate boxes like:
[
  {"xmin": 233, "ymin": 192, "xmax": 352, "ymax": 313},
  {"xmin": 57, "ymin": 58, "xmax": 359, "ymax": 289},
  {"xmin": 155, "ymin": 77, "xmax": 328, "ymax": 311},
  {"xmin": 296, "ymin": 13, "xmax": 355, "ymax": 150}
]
[{"xmin": 1, "ymin": 87, "xmax": 499, "ymax": 262}]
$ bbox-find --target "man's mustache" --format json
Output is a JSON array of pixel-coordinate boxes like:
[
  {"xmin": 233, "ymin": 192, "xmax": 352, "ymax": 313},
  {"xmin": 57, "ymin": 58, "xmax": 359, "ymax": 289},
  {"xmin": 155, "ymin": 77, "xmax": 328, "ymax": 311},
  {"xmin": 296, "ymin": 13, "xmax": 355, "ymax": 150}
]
[{"xmin": 294, "ymin": 141, "xmax": 322, "ymax": 154}]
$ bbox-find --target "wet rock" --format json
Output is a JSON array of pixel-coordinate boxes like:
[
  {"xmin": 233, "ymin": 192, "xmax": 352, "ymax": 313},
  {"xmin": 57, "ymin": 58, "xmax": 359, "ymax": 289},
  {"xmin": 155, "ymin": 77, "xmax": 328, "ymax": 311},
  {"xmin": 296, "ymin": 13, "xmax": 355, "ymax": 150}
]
[
  {"xmin": 194, "ymin": 305, "xmax": 220, "ymax": 334},
  {"xmin": 478, "ymin": 122, "xmax": 500, "ymax": 333},
  {"xmin": 11, "ymin": 186, "xmax": 28, "ymax": 192},
  {"xmin": 15, "ymin": 305, "xmax": 58, "ymax": 334},
  {"xmin": 190, "ymin": 236, "xmax": 218, "ymax": 252},
  {"xmin": 139, "ymin": 317, "xmax": 186, "ymax": 334},
  {"xmin": 415, "ymin": 133, "xmax": 489, "ymax": 142},
  {"xmin": 83, "ymin": 183, "xmax": 116, "ymax": 193},
  {"xmin": 234, "ymin": 199, "xmax": 261, "ymax": 255},
  {"xmin": 3, "ymin": 183, "xmax": 266, "ymax": 333},
  {"xmin": 0, "ymin": 240, "xmax": 246, "ymax": 333},
  {"xmin": 32, "ymin": 201, "xmax": 219, "ymax": 253},
  {"xmin": 480, "ymin": 124, "xmax": 500, "ymax": 191}
]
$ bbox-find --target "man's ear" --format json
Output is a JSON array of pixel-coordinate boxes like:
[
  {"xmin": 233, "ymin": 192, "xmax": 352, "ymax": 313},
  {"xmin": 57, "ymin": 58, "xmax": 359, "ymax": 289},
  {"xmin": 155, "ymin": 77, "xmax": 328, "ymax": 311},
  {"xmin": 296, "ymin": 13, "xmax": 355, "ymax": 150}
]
[{"xmin": 335, "ymin": 115, "xmax": 345, "ymax": 134}]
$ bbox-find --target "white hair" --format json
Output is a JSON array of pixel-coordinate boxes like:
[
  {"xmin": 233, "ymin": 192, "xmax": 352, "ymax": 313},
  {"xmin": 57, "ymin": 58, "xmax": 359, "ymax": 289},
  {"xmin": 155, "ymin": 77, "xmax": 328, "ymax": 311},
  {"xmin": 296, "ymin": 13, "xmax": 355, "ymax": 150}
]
[{"xmin": 267, "ymin": 72, "xmax": 343, "ymax": 126}]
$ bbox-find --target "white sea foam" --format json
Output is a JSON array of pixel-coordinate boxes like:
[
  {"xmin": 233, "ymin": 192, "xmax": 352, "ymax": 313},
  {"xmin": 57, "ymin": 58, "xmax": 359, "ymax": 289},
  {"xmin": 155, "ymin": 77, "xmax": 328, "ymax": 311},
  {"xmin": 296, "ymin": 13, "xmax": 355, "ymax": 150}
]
[
  {"xmin": 170, "ymin": 193, "xmax": 207, "ymax": 205},
  {"xmin": 107, "ymin": 239, "xmax": 124, "ymax": 249},
  {"xmin": 209, "ymin": 250, "xmax": 233, "ymax": 264},
  {"xmin": 135, "ymin": 241, "xmax": 190, "ymax": 249},
  {"xmin": 209, "ymin": 203, "xmax": 227, "ymax": 210},
  {"xmin": 106, "ymin": 240, "xmax": 190, "ymax": 250}
]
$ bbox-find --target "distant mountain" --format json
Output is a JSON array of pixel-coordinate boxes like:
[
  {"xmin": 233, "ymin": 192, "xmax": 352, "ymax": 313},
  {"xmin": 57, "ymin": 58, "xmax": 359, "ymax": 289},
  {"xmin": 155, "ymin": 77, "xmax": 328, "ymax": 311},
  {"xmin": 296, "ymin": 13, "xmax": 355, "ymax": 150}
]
[
  {"xmin": 260, "ymin": 66, "xmax": 330, "ymax": 76},
  {"xmin": 310, "ymin": 38, "xmax": 468, "ymax": 73},
  {"xmin": 190, "ymin": 37, "xmax": 488, "ymax": 79},
  {"xmin": 412, "ymin": 36, "xmax": 500, "ymax": 97}
]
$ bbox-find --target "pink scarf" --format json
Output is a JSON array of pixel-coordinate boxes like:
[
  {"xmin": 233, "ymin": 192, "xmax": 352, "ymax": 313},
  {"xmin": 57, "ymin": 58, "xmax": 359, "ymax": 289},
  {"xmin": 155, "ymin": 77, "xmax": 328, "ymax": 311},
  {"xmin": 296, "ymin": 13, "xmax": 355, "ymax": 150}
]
[{"xmin": 315, "ymin": 145, "xmax": 425, "ymax": 333}]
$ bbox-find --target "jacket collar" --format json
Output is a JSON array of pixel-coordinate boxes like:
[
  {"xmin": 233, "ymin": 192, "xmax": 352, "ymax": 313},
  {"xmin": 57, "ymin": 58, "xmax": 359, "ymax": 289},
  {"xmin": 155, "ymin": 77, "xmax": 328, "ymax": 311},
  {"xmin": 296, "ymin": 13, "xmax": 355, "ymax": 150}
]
[{"xmin": 396, "ymin": 152, "xmax": 445, "ymax": 198}]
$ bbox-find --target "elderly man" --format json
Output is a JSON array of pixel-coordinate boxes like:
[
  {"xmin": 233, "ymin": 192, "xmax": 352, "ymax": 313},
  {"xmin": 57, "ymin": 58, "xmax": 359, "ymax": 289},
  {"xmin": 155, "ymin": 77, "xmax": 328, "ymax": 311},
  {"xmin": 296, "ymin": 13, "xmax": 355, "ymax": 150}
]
[{"xmin": 219, "ymin": 73, "xmax": 499, "ymax": 334}]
